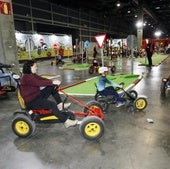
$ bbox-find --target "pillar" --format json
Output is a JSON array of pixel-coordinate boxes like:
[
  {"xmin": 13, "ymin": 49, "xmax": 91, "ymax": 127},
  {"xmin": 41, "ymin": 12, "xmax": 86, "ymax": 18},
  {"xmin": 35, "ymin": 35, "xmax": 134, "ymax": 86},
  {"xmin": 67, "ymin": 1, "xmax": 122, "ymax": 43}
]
[
  {"xmin": 0, "ymin": 0, "xmax": 19, "ymax": 71},
  {"xmin": 137, "ymin": 0, "xmax": 144, "ymax": 50},
  {"xmin": 137, "ymin": 26, "xmax": 143, "ymax": 50}
]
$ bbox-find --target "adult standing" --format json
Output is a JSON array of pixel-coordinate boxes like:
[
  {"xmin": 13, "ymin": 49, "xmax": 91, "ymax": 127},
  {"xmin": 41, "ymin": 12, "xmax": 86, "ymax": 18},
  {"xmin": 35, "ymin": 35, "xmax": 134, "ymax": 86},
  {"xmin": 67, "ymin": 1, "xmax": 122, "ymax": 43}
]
[{"xmin": 145, "ymin": 39, "xmax": 154, "ymax": 67}]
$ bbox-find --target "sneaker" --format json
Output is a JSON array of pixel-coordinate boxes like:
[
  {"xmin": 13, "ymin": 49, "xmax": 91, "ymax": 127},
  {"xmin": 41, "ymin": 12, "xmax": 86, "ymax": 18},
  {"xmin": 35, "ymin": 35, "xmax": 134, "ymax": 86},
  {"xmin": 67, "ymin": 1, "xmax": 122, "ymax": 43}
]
[
  {"xmin": 64, "ymin": 119, "xmax": 78, "ymax": 128},
  {"xmin": 115, "ymin": 101, "xmax": 125, "ymax": 107},
  {"xmin": 57, "ymin": 102, "xmax": 71, "ymax": 111}
]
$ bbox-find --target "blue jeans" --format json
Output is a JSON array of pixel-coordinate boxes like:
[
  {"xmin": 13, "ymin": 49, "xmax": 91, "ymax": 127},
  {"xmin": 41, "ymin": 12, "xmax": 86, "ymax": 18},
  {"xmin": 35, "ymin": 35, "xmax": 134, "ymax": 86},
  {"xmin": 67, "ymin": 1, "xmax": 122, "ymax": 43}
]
[{"xmin": 99, "ymin": 86, "xmax": 125, "ymax": 102}]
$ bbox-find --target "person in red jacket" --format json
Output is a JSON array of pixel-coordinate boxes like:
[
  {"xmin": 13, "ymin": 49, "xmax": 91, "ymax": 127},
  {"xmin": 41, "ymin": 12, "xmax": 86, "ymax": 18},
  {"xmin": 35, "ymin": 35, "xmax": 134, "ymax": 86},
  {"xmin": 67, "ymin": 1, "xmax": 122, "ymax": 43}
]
[
  {"xmin": 145, "ymin": 39, "xmax": 154, "ymax": 67},
  {"xmin": 20, "ymin": 60, "xmax": 78, "ymax": 128}
]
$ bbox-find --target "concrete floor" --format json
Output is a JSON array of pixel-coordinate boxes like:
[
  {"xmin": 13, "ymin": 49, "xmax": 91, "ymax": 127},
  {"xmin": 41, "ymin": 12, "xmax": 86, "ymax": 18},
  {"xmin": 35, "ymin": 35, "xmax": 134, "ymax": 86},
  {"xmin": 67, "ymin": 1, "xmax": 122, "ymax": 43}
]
[{"xmin": 0, "ymin": 56, "xmax": 170, "ymax": 169}]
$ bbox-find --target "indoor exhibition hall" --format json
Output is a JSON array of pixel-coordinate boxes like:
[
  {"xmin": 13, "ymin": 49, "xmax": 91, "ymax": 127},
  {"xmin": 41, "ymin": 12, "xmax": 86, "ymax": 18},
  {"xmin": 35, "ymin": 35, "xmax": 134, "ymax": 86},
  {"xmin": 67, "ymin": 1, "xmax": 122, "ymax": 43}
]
[{"xmin": 0, "ymin": 0, "xmax": 170, "ymax": 169}]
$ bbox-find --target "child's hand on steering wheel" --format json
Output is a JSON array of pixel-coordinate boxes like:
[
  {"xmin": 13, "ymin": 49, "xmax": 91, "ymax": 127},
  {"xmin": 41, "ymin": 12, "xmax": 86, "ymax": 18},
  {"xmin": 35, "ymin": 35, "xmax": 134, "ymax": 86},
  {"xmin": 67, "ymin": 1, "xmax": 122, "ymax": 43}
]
[
  {"xmin": 119, "ymin": 82, "xmax": 125, "ymax": 88},
  {"xmin": 119, "ymin": 84, "xmax": 123, "ymax": 88}
]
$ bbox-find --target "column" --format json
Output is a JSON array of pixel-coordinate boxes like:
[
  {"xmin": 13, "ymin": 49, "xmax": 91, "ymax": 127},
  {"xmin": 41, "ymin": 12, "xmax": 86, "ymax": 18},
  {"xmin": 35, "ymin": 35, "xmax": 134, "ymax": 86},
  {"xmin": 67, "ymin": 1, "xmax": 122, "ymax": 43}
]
[
  {"xmin": 0, "ymin": 0, "xmax": 19, "ymax": 70},
  {"xmin": 137, "ymin": 0, "xmax": 143, "ymax": 50}
]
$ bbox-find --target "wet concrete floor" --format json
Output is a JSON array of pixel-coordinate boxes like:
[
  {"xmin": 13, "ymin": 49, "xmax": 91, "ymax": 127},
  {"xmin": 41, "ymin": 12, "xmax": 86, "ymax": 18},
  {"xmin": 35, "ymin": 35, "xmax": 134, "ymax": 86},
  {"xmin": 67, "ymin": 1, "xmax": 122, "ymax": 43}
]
[{"xmin": 0, "ymin": 56, "xmax": 170, "ymax": 169}]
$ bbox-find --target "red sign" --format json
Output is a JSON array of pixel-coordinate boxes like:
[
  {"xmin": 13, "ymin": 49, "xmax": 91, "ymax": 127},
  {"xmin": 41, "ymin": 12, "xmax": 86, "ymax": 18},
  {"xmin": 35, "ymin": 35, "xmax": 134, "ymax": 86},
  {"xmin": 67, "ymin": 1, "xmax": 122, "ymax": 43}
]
[
  {"xmin": 0, "ymin": 1, "xmax": 12, "ymax": 15},
  {"xmin": 39, "ymin": 39, "xmax": 44, "ymax": 44},
  {"xmin": 94, "ymin": 34, "xmax": 106, "ymax": 48},
  {"xmin": 53, "ymin": 43, "xmax": 58, "ymax": 51}
]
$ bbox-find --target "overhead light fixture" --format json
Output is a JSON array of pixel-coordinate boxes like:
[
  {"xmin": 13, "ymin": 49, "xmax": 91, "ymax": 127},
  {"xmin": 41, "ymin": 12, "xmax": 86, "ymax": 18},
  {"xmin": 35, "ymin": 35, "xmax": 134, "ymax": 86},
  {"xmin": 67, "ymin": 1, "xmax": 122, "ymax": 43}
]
[
  {"xmin": 155, "ymin": 30, "xmax": 162, "ymax": 38},
  {"xmin": 116, "ymin": 1, "xmax": 120, "ymax": 7},
  {"xmin": 155, "ymin": 6, "xmax": 160, "ymax": 9},
  {"xmin": 136, "ymin": 20, "xmax": 143, "ymax": 28}
]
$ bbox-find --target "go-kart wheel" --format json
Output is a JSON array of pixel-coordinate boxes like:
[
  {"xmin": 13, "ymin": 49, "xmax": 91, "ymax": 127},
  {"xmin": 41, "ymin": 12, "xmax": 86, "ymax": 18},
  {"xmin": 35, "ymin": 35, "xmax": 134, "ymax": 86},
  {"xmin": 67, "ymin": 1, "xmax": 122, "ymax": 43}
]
[
  {"xmin": 94, "ymin": 93, "xmax": 101, "ymax": 100},
  {"xmin": 88, "ymin": 66, "xmax": 94, "ymax": 74},
  {"xmin": 127, "ymin": 104, "xmax": 135, "ymax": 113},
  {"xmin": 97, "ymin": 98, "xmax": 109, "ymax": 112},
  {"xmin": 79, "ymin": 116, "xmax": 105, "ymax": 141},
  {"xmin": 12, "ymin": 114, "xmax": 36, "ymax": 138},
  {"xmin": 83, "ymin": 100, "xmax": 103, "ymax": 114},
  {"xmin": 128, "ymin": 90, "xmax": 138, "ymax": 99},
  {"xmin": 110, "ymin": 66, "xmax": 116, "ymax": 73},
  {"xmin": 134, "ymin": 97, "xmax": 147, "ymax": 111},
  {"xmin": 160, "ymin": 81, "xmax": 166, "ymax": 95}
]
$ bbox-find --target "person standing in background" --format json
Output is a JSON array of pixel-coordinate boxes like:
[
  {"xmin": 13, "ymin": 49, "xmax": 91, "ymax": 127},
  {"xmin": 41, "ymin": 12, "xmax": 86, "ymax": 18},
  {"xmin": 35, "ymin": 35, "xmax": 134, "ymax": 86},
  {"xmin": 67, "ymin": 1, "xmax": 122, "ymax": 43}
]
[{"xmin": 145, "ymin": 39, "xmax": 154, "ymax": 67}]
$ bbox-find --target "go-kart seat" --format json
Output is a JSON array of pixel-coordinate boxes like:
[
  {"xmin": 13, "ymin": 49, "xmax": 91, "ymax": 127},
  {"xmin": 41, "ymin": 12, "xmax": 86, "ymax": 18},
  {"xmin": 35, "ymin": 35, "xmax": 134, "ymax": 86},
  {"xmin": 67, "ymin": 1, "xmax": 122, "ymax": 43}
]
[
  {"xmin": 17, "ymin": 89, "xmax": 26, "ymax": 109},
  {"xmin": 94, "ymin": 83, "xmax": 108, "ymax": 100},
  {"xmin": 17, "ymin": 89, "xmax": 56, "ymax": 116},
  {"xmin": 17, "ymin": 89, "xmax": 62, "ymax": 122}
]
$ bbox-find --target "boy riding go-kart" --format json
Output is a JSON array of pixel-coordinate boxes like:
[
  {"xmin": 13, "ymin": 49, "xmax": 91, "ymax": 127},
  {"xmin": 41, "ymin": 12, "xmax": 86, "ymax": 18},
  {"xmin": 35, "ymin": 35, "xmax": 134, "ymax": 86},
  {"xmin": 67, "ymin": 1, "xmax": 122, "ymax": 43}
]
[{"xmin": 94, "ymin": 67, "xmax": 148, "ymax": 112}]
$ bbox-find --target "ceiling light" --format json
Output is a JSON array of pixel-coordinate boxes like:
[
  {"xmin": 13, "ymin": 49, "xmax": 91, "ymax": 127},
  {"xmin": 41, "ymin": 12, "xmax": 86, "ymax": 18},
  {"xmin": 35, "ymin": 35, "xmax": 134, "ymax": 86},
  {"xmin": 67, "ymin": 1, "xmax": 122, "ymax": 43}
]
[
  {"xmin": 116, "ymin": 1, "xmax": 120, "ymax": 7},
  {"xmin": 155, "ymin": 30, "xmax": 162, "ymax": 37},
  {"xmin": 155, "ymin": 6, "xmax": 160, "ymax": 9},
  {"xmin": 136, "ymin": 21, "xmax": 143, "ymax": 28}
]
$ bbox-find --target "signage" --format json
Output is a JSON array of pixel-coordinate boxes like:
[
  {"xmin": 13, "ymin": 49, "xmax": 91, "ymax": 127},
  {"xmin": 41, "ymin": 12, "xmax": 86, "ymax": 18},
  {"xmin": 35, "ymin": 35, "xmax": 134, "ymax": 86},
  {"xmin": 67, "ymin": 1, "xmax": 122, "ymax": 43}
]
[
  {"xmin": 94, "ymin": 34, "xmax": 106, "ymax": 48},
  {"xmin": 0, "ymin": 1, "xmax": 12, "ymax": 15},
  {"xmin": 127, "ymin": 35, "xmax": 137, "ymax": 49},
  {"xmin": 53, "ymin": 43, "xmax": 58, "ymax": 51},
  {"xmin": 85, "ymin": 40, "xmax": 90, "ymax": 49}
]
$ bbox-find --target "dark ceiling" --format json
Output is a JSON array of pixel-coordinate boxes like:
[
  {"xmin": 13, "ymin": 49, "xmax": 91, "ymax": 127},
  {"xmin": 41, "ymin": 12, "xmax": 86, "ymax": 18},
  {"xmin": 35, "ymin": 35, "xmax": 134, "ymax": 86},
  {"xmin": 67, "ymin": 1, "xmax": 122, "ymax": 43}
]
[{"xmin": 53, "ymin": 0, "xmax": 170, "ymax": 38}]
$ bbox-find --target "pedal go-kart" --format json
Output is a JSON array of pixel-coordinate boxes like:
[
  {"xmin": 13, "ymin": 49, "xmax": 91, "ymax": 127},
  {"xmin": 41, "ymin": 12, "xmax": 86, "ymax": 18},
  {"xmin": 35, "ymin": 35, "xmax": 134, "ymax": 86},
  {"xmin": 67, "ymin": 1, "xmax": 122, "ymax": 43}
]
[
  {"xmin": 12, "ymin": 85, "xmax": 105, "ymax": 141},
  {"xmin": 0, "ymin": 63, "xmax": 20, "ymax": 97},
  {"xmin": 51, "ymin": 57, "xmax": 64, "ymax": 66},
  {"xmin": 88, "ymin": 65, "xmax": 100, "ymax": 74},
  {"xmin": 88, "ymin": 65, "xmax": 116, "ymax": 75},
  {"xmin": 94, "ymin": 82, "xmax": 147, "ymax": 112},
  {"xmin": 160, "ymin": 76, "xmax": 170, "ymax": 95}
]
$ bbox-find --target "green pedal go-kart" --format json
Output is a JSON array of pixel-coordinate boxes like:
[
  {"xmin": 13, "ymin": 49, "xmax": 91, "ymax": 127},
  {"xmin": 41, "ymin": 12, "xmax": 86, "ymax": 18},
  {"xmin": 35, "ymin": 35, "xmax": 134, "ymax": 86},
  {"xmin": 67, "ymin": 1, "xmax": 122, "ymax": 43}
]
[{"xmin": 11, "ymin": 87, "xmax": 105, "ymax": 141}]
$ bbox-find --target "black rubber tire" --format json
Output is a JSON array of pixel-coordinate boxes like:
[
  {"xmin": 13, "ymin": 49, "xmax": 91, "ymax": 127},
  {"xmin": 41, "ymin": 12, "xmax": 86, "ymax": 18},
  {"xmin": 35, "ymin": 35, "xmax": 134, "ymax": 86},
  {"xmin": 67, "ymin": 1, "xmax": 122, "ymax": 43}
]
[
  {"xmin": 88, "ymin": 66, "xmax": 94, "ymax": 74},
  {"xmin": 79, "ymin": 116, "xmax": 105, "ymax": 141},
  {"xmin": 128, "ymin": 90, "xmax": 138, "ymax": 99},
  {"xmin": 83, "ymin": 100, "xmax": 103, "ymax": 114},
  {"xmin": 134, "ymin": 97, "xmax": 147, "ymax": 111},
  {"xmin": 160, "ymin": 81, "xmax": 166, "ymax": 95},
  {"xmin": 12, "ymin": 114, "xmax": 36, "ymax": 138},
  {"xmin": 110, "ymin": 66, "xmax": 116, "ymax": 73},
  {"xmin": 97, "ymin": 98, "xmax": 109, "ymax": 112}
]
